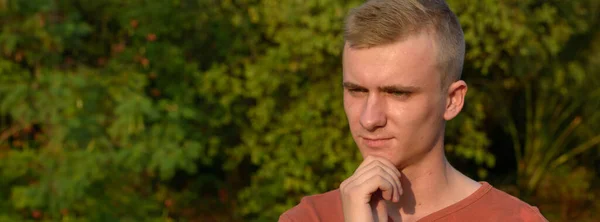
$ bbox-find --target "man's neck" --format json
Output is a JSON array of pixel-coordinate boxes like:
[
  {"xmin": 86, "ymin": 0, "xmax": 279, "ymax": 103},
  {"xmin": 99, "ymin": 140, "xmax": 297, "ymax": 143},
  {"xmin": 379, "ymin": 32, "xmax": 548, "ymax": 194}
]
[{"xmin": 386, "ymin": 142, "xmax": 481, "ymax": 221}]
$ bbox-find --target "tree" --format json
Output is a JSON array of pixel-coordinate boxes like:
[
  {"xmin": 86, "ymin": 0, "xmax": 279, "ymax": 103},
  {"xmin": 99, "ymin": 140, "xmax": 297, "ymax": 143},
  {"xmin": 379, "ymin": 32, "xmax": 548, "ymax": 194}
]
[{"xmin": 0, "ymin": 0, "xmax": 598, "ymax": 221}]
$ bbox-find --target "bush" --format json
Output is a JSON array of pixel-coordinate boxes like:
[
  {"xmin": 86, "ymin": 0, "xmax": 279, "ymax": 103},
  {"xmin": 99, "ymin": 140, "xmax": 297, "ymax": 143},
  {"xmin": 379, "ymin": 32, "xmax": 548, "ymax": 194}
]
[{"xmin": 0, "ymin": 0, "xmax": 598, "ymax": 221}]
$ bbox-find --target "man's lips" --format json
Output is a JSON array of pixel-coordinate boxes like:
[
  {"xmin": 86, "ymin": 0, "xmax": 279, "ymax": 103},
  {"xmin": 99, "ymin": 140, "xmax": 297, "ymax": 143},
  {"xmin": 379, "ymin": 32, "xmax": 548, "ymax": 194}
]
[{"xmin": 361, "ymin": 136, "xmax": 393, "ymax": 148}]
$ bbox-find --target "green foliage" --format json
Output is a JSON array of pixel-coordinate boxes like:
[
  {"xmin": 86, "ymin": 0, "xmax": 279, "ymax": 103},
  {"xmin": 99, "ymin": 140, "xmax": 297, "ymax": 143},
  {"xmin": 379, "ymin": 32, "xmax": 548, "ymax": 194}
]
[
  {"xmin": 450, "ymin": 0, "xmax": 600, "ymax": 196},
  {"xmin": 0, "ymin": 0, "xmax": 598, "ymax": 221}
]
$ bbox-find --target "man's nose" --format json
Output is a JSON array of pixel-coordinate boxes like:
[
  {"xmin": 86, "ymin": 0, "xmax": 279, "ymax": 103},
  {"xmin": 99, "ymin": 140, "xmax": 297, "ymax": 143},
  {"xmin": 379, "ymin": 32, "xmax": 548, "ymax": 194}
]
[{"xmin": 360, "ymin": 94, "xmax": 387, "ymax": 131}]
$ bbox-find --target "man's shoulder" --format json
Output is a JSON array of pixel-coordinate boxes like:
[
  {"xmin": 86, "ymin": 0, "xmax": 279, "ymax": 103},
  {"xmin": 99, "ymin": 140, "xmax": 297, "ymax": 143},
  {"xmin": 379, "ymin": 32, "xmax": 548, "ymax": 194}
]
[
  {"xmin": 485, "ymin": 184, "xmax": 547, "ymax": 220},
  {"xmin": 424, "ymin": 182, "xmax": 547, "ymax": 222},
  {"xmin": 279, "ymin": 189, "xmax": 343, "ymax": 222},
  {"xmin": 462, "ymin": 182, "xmax": 548, "ymax": 221}
]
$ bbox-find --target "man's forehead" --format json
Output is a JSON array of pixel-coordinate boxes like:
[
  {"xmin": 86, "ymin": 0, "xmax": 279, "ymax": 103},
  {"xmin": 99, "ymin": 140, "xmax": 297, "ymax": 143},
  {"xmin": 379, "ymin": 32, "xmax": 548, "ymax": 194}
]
[
  {"xmin": 342, "ymin": 44, "xmax": 441, "ymax": 91},
  {"xmin": 344, "ymin": 38, "xmax": 437, "ymax": 79}
]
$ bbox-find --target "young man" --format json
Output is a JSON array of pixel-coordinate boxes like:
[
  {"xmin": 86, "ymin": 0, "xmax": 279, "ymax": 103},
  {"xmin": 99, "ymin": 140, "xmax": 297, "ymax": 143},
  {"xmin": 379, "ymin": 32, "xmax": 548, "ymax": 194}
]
[{"xmin": 280, "ymin": 0, "xmax": 547, "ymax": 221}]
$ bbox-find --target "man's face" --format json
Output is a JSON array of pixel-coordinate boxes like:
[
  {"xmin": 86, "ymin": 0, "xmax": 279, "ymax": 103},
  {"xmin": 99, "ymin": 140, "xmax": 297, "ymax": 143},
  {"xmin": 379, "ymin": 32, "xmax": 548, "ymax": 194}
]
[{"xmin": 342, "ymin": 30, "xmax": 448, "ymax": 169}]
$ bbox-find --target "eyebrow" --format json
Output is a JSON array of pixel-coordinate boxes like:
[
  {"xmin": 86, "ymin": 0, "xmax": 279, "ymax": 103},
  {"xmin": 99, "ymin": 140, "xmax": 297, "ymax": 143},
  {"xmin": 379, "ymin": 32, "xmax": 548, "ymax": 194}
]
[
  {"xmin": 342, "ymin": 82, "xmax": 420, "ymax": 92},
  {"xmin": 342, "ymin": 82, "xmax": 365, "ymax": 89}
]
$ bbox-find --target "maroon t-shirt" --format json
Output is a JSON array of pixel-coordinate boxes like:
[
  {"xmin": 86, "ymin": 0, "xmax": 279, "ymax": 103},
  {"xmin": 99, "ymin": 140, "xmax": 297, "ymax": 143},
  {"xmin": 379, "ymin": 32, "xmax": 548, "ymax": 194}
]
[{"xmin": 279, "ymin": 182, "xmax": 547, "ymax": 222}]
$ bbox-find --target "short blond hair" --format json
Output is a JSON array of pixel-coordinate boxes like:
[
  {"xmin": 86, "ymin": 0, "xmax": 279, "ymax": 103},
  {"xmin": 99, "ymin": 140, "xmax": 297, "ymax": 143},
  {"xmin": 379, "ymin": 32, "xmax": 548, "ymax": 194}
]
[{"xmin": 344, "ymin": 0, "xmax": 465, "ymax": 88}]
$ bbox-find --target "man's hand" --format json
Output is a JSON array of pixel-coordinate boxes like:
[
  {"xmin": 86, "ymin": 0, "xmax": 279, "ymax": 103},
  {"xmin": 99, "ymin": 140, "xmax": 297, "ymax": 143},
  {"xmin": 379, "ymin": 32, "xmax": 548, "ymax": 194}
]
[{"xmin": 340, "ymin": 156, "xmax": 402, "ymax": 222}]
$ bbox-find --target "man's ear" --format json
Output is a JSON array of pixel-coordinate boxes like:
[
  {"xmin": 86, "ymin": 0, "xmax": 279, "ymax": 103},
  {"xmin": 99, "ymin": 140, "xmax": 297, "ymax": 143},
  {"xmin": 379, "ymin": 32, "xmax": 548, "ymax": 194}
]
[{"xmin": 443, "ymin": 80, "xmax": 468, "ymax": 121}]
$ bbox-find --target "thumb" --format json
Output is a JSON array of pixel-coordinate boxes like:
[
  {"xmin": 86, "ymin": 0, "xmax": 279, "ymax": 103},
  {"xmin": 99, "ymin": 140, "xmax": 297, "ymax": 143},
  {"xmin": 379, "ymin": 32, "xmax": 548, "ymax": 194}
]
[{"xmin": 370, "ymin": 191, "xmax": 389, "ymax": 222}]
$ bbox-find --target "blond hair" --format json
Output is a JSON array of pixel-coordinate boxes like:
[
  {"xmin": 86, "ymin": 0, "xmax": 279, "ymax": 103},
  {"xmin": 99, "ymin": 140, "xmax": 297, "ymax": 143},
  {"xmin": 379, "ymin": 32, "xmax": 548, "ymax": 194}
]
[{"xmin": 344, "ymin": 0, "xmax": 465, "ymax": 88}]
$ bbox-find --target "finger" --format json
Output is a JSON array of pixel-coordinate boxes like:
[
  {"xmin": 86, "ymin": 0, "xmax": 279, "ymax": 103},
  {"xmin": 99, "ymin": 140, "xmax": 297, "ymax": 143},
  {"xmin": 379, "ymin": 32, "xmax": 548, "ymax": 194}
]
[
  {"xmin": 354, "ymin": 159, "xmax": 401, "ymax": 179},
  {"xmin": 367, "ymin": 156, "xmax": 403, "ymax": 197},
  {"xmin": 352, "ymin": 174, "xmax": 396, "ymax": 203},
  {"xmin": 350, "ymin": 168, "xmax": 399, "ymax": 201},
  {"xmin": 371, "ymin": 156, "xmax": 402, "ymax": 177},
  {"xmin": 344, "ymin": 159, "xmax": 375, "ymax": 190},
  {"xmin": 355, "ymin": 155, "xmax": 394, "ymax": 169},
  {"xmin": 370, "ymin": 193, "xmax": 388, "ymax": 222},
  {"xmin": 351, "ymin": 163, "xmax": 402, "ymax": 201},
  {"xmin": 351, "ymin": 156, "xmax": 403, "ymax": 201},
  {"xmin": 355, "ymin": 155, "xmax": 378, "ymax": 171},
  {"xmin": 356, "ymin": 156, "xmax": 401, "ymax": 178},
  {"xmin": 371, "ymin": 157, "xmax": 404, "ymax": 198}
]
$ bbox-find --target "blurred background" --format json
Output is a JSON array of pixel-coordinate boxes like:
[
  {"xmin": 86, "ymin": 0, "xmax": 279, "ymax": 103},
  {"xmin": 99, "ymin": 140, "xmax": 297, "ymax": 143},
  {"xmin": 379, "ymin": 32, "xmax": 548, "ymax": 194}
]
[{"xmin": 0, "ymin": 0, "xmax": 598, "ymax": 221}]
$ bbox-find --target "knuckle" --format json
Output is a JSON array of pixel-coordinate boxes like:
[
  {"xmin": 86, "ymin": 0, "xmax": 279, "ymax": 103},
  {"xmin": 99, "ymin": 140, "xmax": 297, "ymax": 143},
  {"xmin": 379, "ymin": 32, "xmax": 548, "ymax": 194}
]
[
  {"xmin": 340, "ymin": 178, "xmax": 352, "ymax": 189},
  {"xmin": 340, "ymin": 184, "xmax": 348, "ymax": 194},
  {"xmin": 347, "ymin": 185, "xmax": 360, "ymax": 196},
  {"xmin": 374, "ymin": 160, "xmax": 387, "ymax": 167},
  {"xmin": 375, "ymin": 175, "xmax": 385, "ymax": 183}
]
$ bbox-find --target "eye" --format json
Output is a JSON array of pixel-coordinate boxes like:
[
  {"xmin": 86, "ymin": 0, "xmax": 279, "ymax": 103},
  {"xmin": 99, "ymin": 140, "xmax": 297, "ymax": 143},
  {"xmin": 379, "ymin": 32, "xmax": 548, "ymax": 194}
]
[
  {"xmin": 347, "ymin": 88, "xmax": 368, "ymax": 95},
  {"xmin": 388, "ymin": 90, "xmax": 411, "ymax": 97},
  {"xmin": 349, "ymin": 88, "xmax": 366, "ymax": 92}
]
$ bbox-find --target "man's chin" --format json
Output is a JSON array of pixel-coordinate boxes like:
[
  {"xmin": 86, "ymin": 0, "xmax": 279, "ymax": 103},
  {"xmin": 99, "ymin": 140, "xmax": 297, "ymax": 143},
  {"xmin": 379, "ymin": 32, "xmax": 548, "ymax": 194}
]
[{"xmin": 361, "ymin": 151, "xmax": 403, "ymax": 167}]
